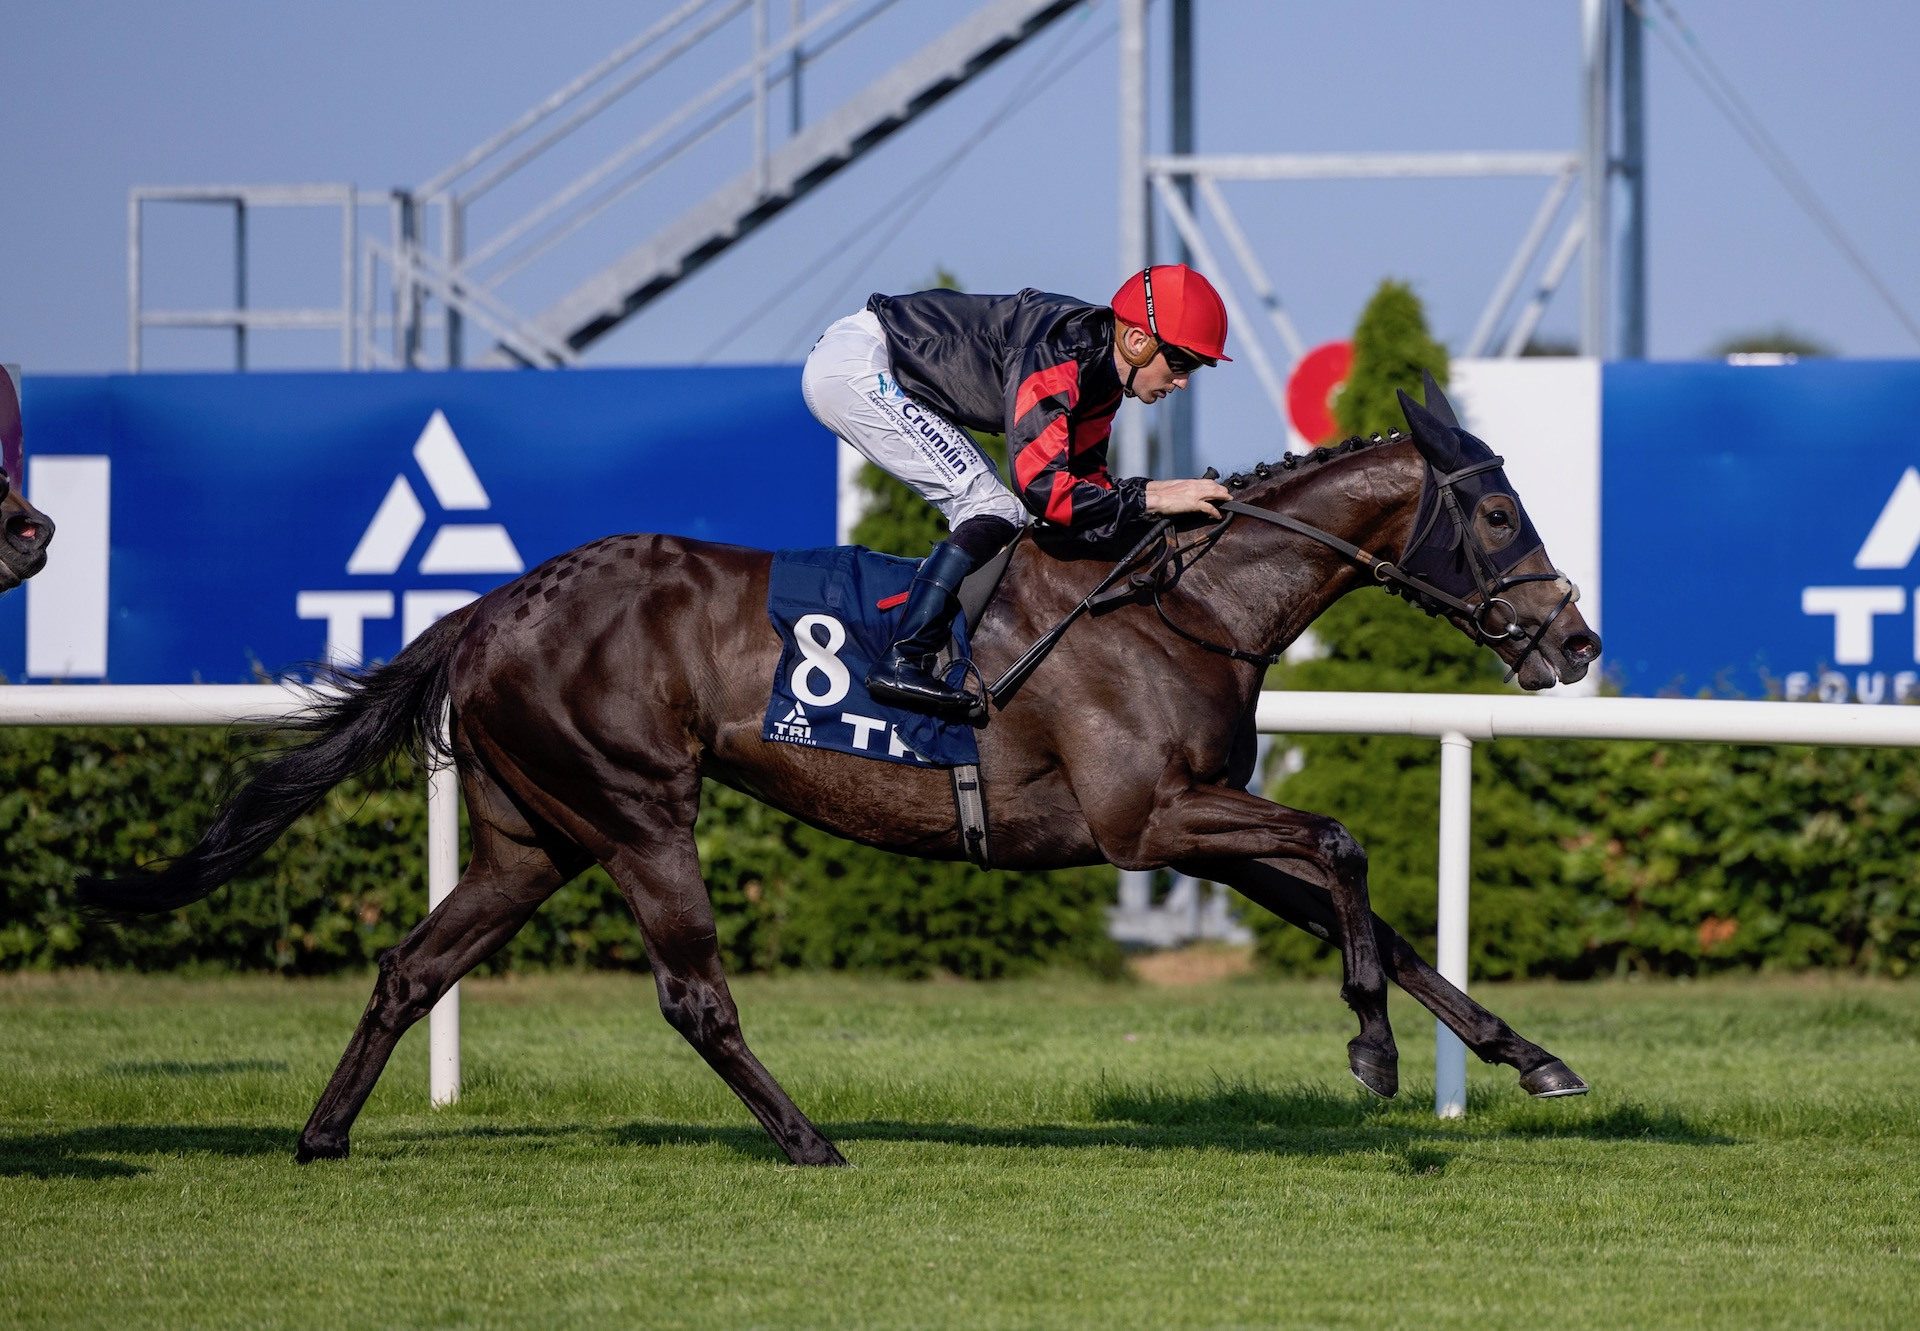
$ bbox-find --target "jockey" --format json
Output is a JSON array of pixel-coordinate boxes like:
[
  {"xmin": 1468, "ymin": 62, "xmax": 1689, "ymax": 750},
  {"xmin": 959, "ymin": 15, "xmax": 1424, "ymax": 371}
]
[{"xmin": 802, "ymin": 263, "xmax": 1235, "ymax": 719}]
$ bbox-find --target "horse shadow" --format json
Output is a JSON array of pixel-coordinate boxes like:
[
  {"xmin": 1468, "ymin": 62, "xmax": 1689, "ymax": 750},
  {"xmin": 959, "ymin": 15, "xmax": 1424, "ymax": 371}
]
[
  {"xmin": 0, "ymin": 1124, "xmax": 292, "ymax": 1180},
  {"xmin": 598, "ymin": 1082, "xmax": 1734, "ymax": 1165},
  {"xmin": 5, "ymin": 1084, "xmax": 1731, "ymax": 1179}
]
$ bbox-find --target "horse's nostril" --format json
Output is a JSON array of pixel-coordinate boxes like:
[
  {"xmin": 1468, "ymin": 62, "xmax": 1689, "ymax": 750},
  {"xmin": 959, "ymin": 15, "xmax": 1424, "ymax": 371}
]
[{"xmin": 1565, "ymin": 633, "xmax": 1600, "ymax": 663}]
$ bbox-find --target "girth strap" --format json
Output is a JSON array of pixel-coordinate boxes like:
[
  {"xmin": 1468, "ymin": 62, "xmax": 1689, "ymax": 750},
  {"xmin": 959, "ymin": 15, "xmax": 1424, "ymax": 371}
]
[{"xmin": 950, "ymin": 764, "xmax": 990, "ymax": 866}]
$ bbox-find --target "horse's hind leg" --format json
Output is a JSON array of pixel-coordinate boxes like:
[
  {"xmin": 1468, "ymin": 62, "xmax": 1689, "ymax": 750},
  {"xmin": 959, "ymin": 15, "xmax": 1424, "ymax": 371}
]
[
  {"xmin": 600, "ymin": 824, "xmax": 848, "ymax": 1167},
  {"xmin": 476, "ymin": 725, "xmax": 845, "ymax": 1166},
  {"xmin": 296, "ymin": 763, "xmax": 584, "ymax": 1163},
  {"xmin": 1186, "ymin": 858, "xmax": 1587, "ymax": 1097}
]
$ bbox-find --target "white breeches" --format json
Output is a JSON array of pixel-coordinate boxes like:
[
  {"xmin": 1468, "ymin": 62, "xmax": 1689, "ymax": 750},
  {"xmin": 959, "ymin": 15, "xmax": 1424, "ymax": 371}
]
[{"xmin": 802, "ymin": 310, "xmax": 1027, "ymax": 533}]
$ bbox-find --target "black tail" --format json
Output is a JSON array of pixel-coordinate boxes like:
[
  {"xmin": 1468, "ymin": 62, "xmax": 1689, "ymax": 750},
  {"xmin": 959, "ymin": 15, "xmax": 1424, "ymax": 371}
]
[{"xmin": 76, "ymin": 606, "xmax": 475, "ymax": 916}]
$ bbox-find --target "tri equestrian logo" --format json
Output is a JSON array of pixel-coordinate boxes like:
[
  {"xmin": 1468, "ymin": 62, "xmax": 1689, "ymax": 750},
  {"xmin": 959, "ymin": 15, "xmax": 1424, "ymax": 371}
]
[
  {"xmin": 296, "ymin": 411, "xmax": 524, "ymax": 666},
  {"xmin": 1791, "ymin": 466, "xmax": 1920, "ymax": 702},
  {"xmin": 771, "ymin": 703, "xmax": 814, "ymax": 743}
]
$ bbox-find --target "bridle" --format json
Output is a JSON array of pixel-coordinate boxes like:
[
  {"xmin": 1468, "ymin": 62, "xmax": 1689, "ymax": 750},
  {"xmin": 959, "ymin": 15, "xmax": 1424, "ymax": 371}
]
[{"xmin": 1136, "ymin": 445, "xmax": 1581, "ymax": 684}]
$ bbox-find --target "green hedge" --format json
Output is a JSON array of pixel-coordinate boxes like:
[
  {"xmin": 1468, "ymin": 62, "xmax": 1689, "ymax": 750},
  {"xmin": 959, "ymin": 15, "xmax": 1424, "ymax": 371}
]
[{"xmin": 0, "ymin": 720, "xmax": 1120, "ymax": 978}]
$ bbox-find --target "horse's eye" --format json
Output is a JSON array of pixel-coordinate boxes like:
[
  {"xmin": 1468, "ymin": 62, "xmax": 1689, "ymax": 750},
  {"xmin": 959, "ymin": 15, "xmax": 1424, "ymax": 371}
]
[{"xmin": 1488, "ymin": 510, "xmax": 1511, "ymax": 527}]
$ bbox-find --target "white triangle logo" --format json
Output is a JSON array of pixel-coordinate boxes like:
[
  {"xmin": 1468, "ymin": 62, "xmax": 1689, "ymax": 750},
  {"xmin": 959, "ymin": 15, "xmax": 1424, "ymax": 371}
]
[{"xmin": 346, "ymin": 411, "xmax": 524, "ymax": 576}]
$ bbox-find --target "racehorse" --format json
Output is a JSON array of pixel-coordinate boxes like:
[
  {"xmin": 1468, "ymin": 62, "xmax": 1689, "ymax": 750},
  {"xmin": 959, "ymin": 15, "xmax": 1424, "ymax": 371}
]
[
  {"xmin": 81, "ymin": 378, "xmax": 1601, "ymax": 1167},
  {"xmin": 0, "ymin": 370, "xmax": 54, "ymax": 592}
]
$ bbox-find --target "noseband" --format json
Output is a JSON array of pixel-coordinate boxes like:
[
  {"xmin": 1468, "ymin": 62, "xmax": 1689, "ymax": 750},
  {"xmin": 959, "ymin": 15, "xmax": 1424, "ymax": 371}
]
[{"xmin": 1145, "ymin": 450, "xmax": 1580, "ymax": 684}]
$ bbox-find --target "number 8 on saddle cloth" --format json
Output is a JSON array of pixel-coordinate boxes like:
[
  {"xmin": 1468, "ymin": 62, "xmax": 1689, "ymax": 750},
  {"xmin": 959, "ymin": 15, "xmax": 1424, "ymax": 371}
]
[{"xmin": 762, "ymin": 545, "xmax": 982, "ymax": 768}]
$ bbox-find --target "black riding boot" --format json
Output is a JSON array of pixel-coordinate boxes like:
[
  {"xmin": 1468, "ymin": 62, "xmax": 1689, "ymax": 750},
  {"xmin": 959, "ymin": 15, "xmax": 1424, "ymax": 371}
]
[{"xmin": 866, "ymin": 540, "xmax": 979, "ymax": 719}]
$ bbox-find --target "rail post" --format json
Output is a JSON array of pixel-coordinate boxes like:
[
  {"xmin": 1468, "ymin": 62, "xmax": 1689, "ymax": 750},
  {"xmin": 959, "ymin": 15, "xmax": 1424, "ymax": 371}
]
[
  {"xmin": 1434, "ymin": 730, "xmax": 1473, "ymax": 1117},
  {"xmin": 426, "ymin": 705, "xmax": 461, "ymax": 1105}
]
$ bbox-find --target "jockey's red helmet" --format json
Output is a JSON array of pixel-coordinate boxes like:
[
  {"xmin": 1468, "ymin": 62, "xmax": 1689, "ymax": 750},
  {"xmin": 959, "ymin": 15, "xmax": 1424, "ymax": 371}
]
[{"xmin": 1110, "ymin": 264, "xmax": 1232, "ymax": 363}]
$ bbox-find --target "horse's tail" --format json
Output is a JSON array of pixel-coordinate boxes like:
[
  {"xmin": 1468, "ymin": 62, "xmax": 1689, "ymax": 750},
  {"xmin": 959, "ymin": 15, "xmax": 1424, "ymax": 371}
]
[{"xmin": 76, "ymin": 605, "xmax": 476, "ymax": 917}]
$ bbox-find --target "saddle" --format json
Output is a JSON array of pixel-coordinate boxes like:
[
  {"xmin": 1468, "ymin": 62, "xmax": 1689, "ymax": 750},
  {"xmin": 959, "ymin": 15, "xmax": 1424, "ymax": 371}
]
[{"xmin": 955, "ymin": 531, "xmax": 1021, "ymax": 635}]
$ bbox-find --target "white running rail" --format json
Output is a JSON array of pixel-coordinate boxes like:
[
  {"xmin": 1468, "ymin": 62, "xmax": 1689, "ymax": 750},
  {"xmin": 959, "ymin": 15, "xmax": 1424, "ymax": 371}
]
[{"xmin": 6, "ymin": 686, "xmax": 1918, "ymax": 1118}]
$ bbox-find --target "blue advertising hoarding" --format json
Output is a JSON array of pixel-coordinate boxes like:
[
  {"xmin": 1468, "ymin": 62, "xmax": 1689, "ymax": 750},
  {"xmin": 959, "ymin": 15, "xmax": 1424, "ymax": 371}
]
[
  {"xmin": 9, "ymin": 357, "xmax": 1919, "ymax": 702},
  {"xmin": 1602, "ymin": 360, "xmax": 1920, "ymax": 702},
  {"xmin": 0, "ymin": 367, "xmax": 835, "ymax": 682}
]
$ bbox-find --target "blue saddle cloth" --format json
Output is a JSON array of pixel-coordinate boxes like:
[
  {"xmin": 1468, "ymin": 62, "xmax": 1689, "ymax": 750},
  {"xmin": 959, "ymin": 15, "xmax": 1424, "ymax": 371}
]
[{"xmin": 763, "ymin": 546, "xmax": 981, "ymax": 769}]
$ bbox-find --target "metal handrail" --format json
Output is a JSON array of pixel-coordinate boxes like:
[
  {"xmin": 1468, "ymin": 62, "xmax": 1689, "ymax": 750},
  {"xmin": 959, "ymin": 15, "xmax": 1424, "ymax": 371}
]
[
  {"xmin": 384, "ymin": 0, "xmax": 907, "ymax": 365},
  {"xmin": 447, "ymin": 0, "xmax": 892, "ymax": 280},
  {"xmin": 446, "ymin": 0, "xmax": 752, "ymax": 209},
  {"xmin": 417, "ymin": 0, "xmax": 720, "ymax": 198}
]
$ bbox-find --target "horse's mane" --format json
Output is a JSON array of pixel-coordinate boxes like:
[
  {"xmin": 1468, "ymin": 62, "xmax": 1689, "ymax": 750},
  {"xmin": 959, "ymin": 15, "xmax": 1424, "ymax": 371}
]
[
  {"xmin": 1031, "ymin": 430, "xmax": 1412, "ymax": 563},
  {"xmin": 1220, "ymin": 429, "xmax": 1408, "ymax": 494}
]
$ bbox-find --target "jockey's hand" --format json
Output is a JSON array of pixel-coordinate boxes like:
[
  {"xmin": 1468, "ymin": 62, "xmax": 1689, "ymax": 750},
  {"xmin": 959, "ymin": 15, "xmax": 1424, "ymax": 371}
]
[{"xmin": 1145, "ymin": 477, "xmax": 1233, "ymax": 520}]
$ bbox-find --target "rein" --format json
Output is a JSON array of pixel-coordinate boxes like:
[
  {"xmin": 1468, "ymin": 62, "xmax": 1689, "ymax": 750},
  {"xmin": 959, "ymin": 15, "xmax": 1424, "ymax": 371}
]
[{"xmin": 1144, "ymin": 454, "xmax": 1580, "ymax": 683}]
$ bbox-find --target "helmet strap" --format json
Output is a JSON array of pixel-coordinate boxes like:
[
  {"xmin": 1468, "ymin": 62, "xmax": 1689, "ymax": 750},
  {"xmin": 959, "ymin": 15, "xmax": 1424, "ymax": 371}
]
[
  {"xmin": 1117, "ymin": 328, "xmax": 1156, "ymax": 398},
  {"xmin": 1117, "ymin": 267, "xmax": 1163, "ymax": 397}
]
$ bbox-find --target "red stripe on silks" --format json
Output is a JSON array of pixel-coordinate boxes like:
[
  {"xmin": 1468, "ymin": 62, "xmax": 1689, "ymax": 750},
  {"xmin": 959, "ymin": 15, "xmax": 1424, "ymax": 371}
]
[
  {"xmin": 1080, "ymin": 467, "xmax": 1113, "ymax": 491},
  {"xmin": 1013, "ymin": 361, "xmax": 1079, "ymax": 423},
  {"xmin": 876, "ymin": 591, "xmax": 909, "ymax": 611},
  {"xmin": 1070, "ymin": 414, "xmax": 1112, "ymax": 457},
  {"xmin": 1044, "ymin": 470, "xmax": 1076, "ymax": 524},
  {"xmin": 1013, "ymin": 415, "xmax": 1071, "ymax": 492}
]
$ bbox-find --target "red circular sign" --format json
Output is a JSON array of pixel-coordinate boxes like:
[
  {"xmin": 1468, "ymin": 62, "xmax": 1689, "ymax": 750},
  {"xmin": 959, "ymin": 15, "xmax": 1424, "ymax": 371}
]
[{"xmin": 1286, "ymin": 341, "xmax": 1352, "ymax": 446}]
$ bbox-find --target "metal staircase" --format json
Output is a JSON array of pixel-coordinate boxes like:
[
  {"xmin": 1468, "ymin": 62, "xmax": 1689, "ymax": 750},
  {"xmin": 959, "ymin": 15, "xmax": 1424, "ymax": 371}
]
[
  {"xmin": 131, "ymin": 0, "xmax": 1088, "ymax": 371},
  {"xmin": 508, "ymin": 0, "xmax": 1085, "ymax": 364}
]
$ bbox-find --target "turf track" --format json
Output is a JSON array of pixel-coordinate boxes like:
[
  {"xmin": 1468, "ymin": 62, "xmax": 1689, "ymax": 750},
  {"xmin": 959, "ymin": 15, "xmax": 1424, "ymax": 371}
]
[{"xmin": 2, "ymin": 971, "xmax": 1915, "ymax": 1328}]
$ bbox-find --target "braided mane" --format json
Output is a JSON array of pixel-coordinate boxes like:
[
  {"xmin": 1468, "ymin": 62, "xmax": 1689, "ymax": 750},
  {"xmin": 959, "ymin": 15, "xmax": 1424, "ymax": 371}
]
[{"xmin": 1221, "ymin": 429, "xmax": 1408, "ymax": 492}]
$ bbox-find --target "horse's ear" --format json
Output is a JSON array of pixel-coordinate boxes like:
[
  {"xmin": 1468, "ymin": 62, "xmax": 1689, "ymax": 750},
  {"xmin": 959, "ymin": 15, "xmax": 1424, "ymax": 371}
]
[
  {"xmin": 1421, "ymin": 370, "xmax": 1461, "ymax": 429},
  {"xmin": 1398, "ymin": 388, "xmax": 1462, "ymax": 469}
]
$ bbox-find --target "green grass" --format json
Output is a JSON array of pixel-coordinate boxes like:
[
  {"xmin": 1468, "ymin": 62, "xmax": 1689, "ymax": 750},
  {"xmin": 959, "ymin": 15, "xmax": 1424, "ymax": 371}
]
[{"xmin": 2, "ymin": 970, "xmax": 1917, "ymax": 1329}]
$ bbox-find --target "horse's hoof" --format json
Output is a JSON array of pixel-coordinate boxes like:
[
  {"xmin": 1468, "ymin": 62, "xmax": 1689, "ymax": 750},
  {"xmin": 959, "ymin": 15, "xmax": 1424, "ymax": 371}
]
[
  {"xmin": 1519, "ymin": 1059, "xmax": 1590, "ymax": 1099},
  {"xmin": 295, "ymin": 1133, "xmax": 349, "ymax": 1163},
  {"xmin": 1348, "ymin": 1041, "xmax": 1399, "ymax": 1099},
  {"xmin": 791, "ymin": 1141, "xmax": 849, "ymax": 1167}
]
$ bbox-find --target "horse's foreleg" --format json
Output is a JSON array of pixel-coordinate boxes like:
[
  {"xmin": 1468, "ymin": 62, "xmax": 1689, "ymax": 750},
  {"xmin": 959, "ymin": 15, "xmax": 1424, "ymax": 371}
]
[
  {"xmin": 1114, "ymin": 785, "xmax": 1398, "ymax": 1097},
  {"xmin": 603, "ymin": 832, "xmax": 848, "ymax": 1168},
  {"xmin": 1179, "ymin": 857, "xmax": 1588, "ymax": 1097}
]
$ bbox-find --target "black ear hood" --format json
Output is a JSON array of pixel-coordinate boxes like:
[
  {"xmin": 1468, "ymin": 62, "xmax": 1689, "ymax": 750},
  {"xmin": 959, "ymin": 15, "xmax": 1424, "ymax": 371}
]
[
  {"xmin": 1397, "ymin": 388, "xmax": 1464, "ymax": 472},
  {"xmin": 1394, "ymin": 381, "xmax": 1545, "ymax": 602},
  {"xmin": 1420, "ymin": 369, "xmax": 1460, "ymax": 428}
]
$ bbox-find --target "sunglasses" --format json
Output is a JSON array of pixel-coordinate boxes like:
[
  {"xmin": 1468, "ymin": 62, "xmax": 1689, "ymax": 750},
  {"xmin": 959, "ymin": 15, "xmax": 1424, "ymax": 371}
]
[{"xmin": 1160, "ymin": 344, "xmax": 1211, "ymax": 376}]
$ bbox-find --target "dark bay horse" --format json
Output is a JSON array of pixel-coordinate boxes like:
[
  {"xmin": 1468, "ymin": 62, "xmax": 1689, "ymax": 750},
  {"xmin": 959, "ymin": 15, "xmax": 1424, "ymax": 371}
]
[
  {"xmin": 81, "ymin": 380, "xmax": 1601, "ymax": 1166},
  {"xmin": 0, "ymin": 370, "xmax": 54, "ymax": 592}
]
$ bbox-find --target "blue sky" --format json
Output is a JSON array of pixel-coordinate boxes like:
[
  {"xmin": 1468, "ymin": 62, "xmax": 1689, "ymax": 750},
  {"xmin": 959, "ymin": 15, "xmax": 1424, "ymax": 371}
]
[{"xmin": 5, "ymin": 1, "xmax": 1917, "ymax": 472}]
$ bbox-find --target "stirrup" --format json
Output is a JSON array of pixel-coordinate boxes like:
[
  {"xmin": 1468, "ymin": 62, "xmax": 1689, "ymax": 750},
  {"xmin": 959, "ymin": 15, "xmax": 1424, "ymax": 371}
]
[{"xmin": 867, "ymin": 656, "xmax": 984, "ymax": 723}]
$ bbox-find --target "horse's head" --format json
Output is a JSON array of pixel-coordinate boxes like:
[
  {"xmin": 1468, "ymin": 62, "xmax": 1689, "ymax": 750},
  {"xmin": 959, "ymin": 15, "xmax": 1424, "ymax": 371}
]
[
  {"xmin": 0, "ymin": 469, "xmax": 52, "ymax": 594},
  {"xmin": 1389, "ymin": 373, "xmax": 1600, "ymax": 689},
  {"xmin": 0, "ymin": 369, "xmax": 52, "ymax": 592}
]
